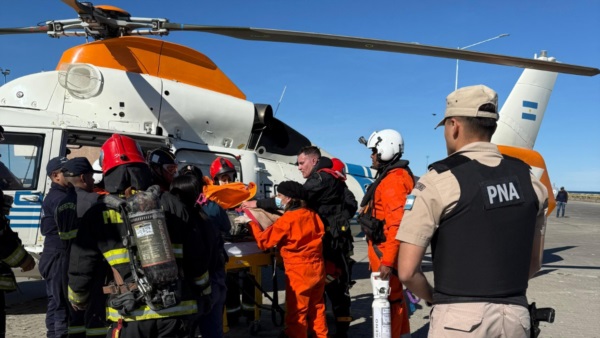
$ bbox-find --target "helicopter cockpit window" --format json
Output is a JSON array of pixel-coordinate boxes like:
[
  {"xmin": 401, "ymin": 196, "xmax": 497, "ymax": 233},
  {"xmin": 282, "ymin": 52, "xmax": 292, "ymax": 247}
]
[{"xmin": 0, "ymin": 133, "xmax": 44, "ymax": 190}]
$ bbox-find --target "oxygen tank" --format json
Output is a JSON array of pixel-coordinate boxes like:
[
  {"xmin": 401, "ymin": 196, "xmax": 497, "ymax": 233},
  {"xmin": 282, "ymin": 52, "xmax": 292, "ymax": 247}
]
[
  {"xmin": 127, "ymin": 188, "xmax": 178, "ymax": 287},
  {"xmin": 371, "ymin": 272, "xmax": 391, "ymax": 338}
]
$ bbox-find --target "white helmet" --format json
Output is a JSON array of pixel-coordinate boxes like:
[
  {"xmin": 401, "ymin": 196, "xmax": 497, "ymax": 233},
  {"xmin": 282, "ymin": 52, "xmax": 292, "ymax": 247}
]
[
  {"xmin": 92, "ymin": 159, "xmax": 103, "ymax": 185},
  {"xmin": 366, "ymin": 129, "xmax": 404, "ymax": 161}
]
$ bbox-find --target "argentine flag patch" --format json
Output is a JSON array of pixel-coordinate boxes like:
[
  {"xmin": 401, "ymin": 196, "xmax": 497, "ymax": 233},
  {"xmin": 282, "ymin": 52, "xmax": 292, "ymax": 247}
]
[{"xmin": 405, "ymin": 195, "xmax": 416, "ymax": 210}]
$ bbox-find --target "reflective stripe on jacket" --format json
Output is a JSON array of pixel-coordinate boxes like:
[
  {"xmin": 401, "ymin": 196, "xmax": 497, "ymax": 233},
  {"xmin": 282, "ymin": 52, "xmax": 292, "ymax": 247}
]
[{"xmin": 106, "ymin": 300, "xmax": 198, "ymax": 322}]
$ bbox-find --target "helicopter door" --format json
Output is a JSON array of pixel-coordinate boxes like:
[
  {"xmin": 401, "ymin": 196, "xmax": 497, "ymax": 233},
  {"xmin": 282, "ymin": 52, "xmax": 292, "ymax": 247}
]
[
  {"xmin": 1, "ymin": 127, "xmax": 64, "ymax": 252},
  {"xmin": 252, "ymin": 159, "xmax": 305, "ymax": 199}
]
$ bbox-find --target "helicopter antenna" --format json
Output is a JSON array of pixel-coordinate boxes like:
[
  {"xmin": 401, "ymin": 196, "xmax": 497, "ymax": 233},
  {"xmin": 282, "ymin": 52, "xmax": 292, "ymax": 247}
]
[{"xmin": 274, "ymin": 85, "xmax": 287, "ymax": 116}]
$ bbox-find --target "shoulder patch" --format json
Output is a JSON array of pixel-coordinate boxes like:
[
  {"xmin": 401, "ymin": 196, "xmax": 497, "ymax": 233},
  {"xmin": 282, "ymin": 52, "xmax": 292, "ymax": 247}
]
[
  {"xmin": 404, "ymin": 195, "xmax": 416, "ymax": 210},
  {"xmin": 415, "ymin": 182, "xmax": 426, "ymax": 191}
]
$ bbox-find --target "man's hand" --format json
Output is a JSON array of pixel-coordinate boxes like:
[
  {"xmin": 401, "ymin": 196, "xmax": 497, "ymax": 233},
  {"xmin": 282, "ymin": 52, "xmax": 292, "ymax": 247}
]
[
  {"xmin": 234, "ymin": 215, "xmax": 251, "ymax": 225},
  {"xmin": 379, "ymin": 264, "xmax": 392, "ymax": 280},
  {"xmin": 71, "ymin": 302, "xmax": 87, "ymax": 311},
  {"xmin": 20, "ymin": 254, "xmax": 35, "ymax": 272},
  {"xmin": 241, "ymin": 200, "xmax": 257, "ymax": 209}
]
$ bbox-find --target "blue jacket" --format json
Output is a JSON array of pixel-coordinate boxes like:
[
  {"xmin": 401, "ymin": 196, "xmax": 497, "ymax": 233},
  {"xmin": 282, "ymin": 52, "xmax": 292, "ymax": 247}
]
[
  {"xmin": 556, "ymin": 190, "xmax": 568, "ymax": 203},
  {"xmin": 41, "ymin": 182, "xmax": 69, "ymax": 250}
]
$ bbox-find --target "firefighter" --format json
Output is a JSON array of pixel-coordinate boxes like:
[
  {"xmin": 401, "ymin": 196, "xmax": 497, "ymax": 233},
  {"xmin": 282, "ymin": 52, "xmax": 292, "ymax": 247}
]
[
  {"xmin": 244, "ymin": 181, "xmax": 328, "ymax": 338},
  {"xmin": 147, "ymin": 148, "xmax": 178, "ymax": 191},
  {"xmin": 39, "ymin": 155, "xmax": 70, "ymax": 338},
  {"xmin": 56, "ymin": 157, "xmax": 109, "ymax": 337},
  {"xmin": 210, "ymin": 158, "xmax": 235, "ymax": 186},
  {"xmin": 0, "ymin": 125, "xmax": 36, "ymax": 338},
  {"xmin": 68, "ymin": 134, "xmax": 204, "ymax": 338},
  {"xmin": 178, "ymin": 165, "xmax": 229, "ymax": 338},
  {"xmin": 209, "ymin": 157, "xmax": 256, "ymax": 325},
  {"xmin": 357, "ymin": 129, "xmax": 414, "ymax": 338}
]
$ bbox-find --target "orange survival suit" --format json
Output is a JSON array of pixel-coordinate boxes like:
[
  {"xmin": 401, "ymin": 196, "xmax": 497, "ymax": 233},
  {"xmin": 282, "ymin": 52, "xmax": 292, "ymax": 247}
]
[
  {"xmin": 248, "ymin": 207, "xmax": 328, "ymax": 338},
  {"xmin": 361, "ymin": 163, "xmax": 414, "ymax": 338}
]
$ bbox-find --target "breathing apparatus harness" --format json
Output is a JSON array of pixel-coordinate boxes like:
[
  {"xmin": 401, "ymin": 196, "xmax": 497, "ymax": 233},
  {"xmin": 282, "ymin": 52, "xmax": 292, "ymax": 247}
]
[
  {"xmin": 358, "ymin": 157, "xmax": 414, "ymax": 245},
  {"xmin": 103, "ymin": 185, "xmax": 180, "ymax": 315}
]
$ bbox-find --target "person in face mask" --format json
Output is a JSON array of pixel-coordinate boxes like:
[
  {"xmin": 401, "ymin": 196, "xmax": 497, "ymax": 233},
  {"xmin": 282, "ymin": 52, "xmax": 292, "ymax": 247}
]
[{"xmin": 245, "ymin": 181, "xmax": 328, "ymax": 338}]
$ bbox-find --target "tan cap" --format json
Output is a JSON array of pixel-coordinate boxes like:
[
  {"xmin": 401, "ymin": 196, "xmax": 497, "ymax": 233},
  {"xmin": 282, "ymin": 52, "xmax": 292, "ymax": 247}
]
[{"xmin": 435, "ymin": 85, "xmax": 499, "ymax": 128}]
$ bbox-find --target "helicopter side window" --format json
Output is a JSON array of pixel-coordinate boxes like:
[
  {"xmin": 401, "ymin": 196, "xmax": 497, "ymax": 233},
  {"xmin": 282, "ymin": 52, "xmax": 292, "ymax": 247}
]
[{"xmin": 0, "ymin": 133, "xmax": 44, "ymax": 190}]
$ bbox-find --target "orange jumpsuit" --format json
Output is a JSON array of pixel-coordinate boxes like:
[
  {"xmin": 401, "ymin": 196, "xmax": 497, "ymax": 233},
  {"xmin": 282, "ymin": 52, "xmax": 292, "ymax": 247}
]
[
  {"xmin": 249, "ymin": 207, "xmax": 328, "ymax": 338},
  {"xmin": 367, "ymin": 167, "xmax": 413, "ymax": 338}
]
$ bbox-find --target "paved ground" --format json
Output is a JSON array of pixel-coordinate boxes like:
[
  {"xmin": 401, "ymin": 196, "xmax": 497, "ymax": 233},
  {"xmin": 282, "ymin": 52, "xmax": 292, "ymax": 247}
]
[{"xmin": 5, "ymin": 201, "xmax": 599, "ymax": 337}]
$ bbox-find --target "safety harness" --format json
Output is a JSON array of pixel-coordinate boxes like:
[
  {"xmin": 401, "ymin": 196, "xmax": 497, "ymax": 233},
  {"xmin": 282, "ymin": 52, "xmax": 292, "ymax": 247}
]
[{"xmin": 358, "ymin": 160, "xmax": 414, "ymax": 244}]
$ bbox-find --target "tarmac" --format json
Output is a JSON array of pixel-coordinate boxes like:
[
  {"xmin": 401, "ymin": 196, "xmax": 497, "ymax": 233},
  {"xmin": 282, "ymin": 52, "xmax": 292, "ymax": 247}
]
[{"xmin": 5, "ymin": 200, "xmax": 600, "ymax": 337}]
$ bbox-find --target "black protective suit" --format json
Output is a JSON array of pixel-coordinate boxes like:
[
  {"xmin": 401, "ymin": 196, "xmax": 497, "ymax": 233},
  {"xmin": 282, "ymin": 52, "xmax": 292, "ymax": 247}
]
[{"xmin": 1, "ymin": 190, "xmax": 34, "ymax": 338}]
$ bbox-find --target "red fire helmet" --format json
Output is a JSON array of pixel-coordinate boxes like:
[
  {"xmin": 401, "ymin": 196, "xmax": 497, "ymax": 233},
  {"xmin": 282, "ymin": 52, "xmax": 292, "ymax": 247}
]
[
  {"xmin": 209, "ymin": 157, "xmax": 236, "ymax": 179},
  {"xmin": 99, "ymin": 134, "xmax": 146, "ymax": 174}
]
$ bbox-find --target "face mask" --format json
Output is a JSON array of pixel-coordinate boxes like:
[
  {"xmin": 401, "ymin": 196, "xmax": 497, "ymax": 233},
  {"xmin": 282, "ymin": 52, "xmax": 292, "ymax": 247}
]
[{"xmin": 275, "ymin": 197, "xmax": 286, "ymax": 209}]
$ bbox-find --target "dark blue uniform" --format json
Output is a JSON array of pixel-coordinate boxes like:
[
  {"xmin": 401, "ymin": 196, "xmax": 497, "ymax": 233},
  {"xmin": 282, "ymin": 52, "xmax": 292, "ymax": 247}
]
[{"xmin": 39, "ymin": 182, "xmax": 69, "ymax": 338}]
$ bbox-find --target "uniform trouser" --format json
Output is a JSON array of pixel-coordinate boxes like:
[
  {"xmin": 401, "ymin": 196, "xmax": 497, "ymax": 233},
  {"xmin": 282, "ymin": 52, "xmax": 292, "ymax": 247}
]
[
  {"xmin": 429, "ymin": 303, "xmax": 530, "ymax": 338},
  {"xmin": 323, "ymin": 254, "xmax": 352, "ymax": 337},
  {"xmin": 84, "ymin": 268, "xmax": 110, "ymax": 337},
  {"xmin": 106, "ymin": 318, "xmax": 187, "ymax": 338},
  {"xmin": 47, "ymin": 261, "xmax": 108, "ymax": 338},
  {"xmin": 284, "ymin": 260, "xmax": 328, "ymax": 338},
  {"xmin": 225, "ymin": 269, "xmax": 255, "ymax": 322},
  {"xmin": 367, "ymin": 243, "xmax": 411, "ymax": 338},
  {"xmin": 194, "ymin": 268, "xmax": 227, "ymax": 338},
  {"xmin": 0, "ymin": 290, "xmax": 5, "ymax": 338},
  {"xmin": 40, "ymin": 249, "xmax": 69, "ymax": 338},
  {"xmin": 70, "ymin": 273, "xmax": 109, "ymax": 338}
]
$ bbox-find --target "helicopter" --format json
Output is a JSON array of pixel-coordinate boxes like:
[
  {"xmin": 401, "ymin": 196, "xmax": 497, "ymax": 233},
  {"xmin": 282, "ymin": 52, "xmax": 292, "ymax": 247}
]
[{"xmin": 0, "ymin": 0, "xmax": 598, "ymax": 269}]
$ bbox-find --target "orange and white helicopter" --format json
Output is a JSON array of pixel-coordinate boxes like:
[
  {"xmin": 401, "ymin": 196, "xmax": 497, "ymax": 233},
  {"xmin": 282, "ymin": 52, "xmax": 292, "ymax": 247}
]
[{"xmin": 1, "ymin": 0, "xmax": 598, "ymax": 263}]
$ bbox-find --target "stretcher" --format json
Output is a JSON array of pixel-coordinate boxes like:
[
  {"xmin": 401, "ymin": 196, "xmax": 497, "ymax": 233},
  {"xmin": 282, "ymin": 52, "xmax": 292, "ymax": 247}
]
[{"xmin": 224, "ymin": 241, "xmax": 284, "ymax": 335}]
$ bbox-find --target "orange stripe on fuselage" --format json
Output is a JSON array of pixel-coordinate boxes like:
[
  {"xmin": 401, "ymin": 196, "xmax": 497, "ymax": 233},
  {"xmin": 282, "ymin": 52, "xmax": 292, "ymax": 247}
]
[
  {"xmin": 56, "ymin": 36, "xmax": 245, "ymax": 99},
  {"xmin": 498, "ymin": 145, "xmax": 555, "ymax": 215}
]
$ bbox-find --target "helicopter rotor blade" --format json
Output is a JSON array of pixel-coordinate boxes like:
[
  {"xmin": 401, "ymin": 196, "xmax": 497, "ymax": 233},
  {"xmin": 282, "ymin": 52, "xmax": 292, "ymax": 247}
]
[
  {"xmin": 0, "ymin": 26, "xmax": 50, "ymax": 35},
  {"xmin": 163, "ymin": 24, "xmax": 599, "ymax": 77}
]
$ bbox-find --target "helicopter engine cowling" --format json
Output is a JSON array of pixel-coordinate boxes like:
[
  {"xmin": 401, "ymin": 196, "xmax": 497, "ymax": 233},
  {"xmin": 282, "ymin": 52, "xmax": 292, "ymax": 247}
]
[{"xmin": 252, "ymin": 104, "xmax": 273, "ymax": 132}]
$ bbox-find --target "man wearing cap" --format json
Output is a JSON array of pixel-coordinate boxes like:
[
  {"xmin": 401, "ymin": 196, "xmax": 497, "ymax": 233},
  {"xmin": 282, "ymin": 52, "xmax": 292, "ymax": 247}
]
[
  {"xmin": 57, "ymin": 157, "xmax": 108, "ymax": 337},
  {"xmin": 39, "ymin": 156, "xmax": 71, "ymax": 338},
  {"xmin": 396, "ymin": 85, "xmax": 548, "ymax": 337}
]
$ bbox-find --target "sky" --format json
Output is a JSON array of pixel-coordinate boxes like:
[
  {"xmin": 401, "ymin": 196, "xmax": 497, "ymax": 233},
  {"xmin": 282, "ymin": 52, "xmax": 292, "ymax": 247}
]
[{"xmin": 1, "ymin": 0, "xmax": 599, "ymax": 191}]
